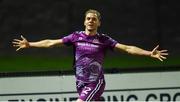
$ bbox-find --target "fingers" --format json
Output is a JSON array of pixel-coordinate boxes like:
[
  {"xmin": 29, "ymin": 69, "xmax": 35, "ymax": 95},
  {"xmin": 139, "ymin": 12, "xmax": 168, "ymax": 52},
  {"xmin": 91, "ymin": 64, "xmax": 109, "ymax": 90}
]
[
  {"xmin": 155, "ymin": 45, "xmax": 159, "ymax": 49},
  {"xmin": 160, "ymin": 50, "xmax": 168, "ymax": 53},
  {"xmin": 157, "ymin": 51, "xmax": 168, "ymax": 61},
  {"xmin": 158, "ymin": 57, "xmax": 163, "ymax": 62},
  {"xmin": 13, "ymin": 43, "xmax": 23, "ymax": 51},
  {"xmin": 12, "ymin": 35, "xmax": 25, "ymax": 51},
  {"xmin": 13, "ymin": 44, "xmax": 20, "ymax": 47},
  {"xmin": 160, "ymin": 50, "xmax": 168, "ymax": 55},
  {"xmin": 13, "ymin": 35, "xmax": 26, "ymax": 43},
  {"xmin": 13, "ymin": 39, "xmax": 21, "ymax": 42},
  {"xmin": 152, "ymin": 45, "xmax": 168, "ymax": 61},
  {"xmin": 161, "ymin": 53, "xmax": 168, "ymax": 55},
  {"xmin": 156, "ymin": 53, "xmax": 167, "ymax": 61},
  {"xmin": 12, "ymin": 41, "xmax": 19, "ymax": 48},
  {"xmin": 152, "ymin": 45, "xmax": 159, "ymax": 53},
  {"xmin": 16, "ymin": 47, "xmax": 21, "ymax": 51},
  {"xmin": 160, "ymin": 55, "xmax": 167, "ymax": 59},
  {"xmin": 21, "ymin": 35, "xmax": 26, "ymax": 40},
  {"xmin": 12, "ymin": 41, "xmax": 19, "ymax": 45},
  {"xmin": 12, "ymin": 39, "xmax": 21, "ymax": 47},
  {"xmin": 157, "ymin": 56, "xmax": 166, "ymax": 61}
]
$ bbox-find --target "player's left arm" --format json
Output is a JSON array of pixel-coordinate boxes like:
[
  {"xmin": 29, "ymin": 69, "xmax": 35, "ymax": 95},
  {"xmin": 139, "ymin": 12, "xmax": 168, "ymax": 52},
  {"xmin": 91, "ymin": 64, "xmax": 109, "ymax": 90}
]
[{"xmin": 114, "ymin": 43, "xmax": 168, "ymax": 61}]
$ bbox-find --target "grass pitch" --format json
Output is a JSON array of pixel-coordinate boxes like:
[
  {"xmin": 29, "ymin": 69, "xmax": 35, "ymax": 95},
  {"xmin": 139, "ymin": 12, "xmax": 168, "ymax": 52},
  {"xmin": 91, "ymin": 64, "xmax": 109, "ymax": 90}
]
[{"xmin": 0, "ymin": 54, "xmax": 179, "ymax": 72}]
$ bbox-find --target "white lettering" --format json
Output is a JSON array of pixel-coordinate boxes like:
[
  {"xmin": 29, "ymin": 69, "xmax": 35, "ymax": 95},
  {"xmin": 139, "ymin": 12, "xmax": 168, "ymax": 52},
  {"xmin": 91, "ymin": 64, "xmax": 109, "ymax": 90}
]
[{"xmin": 77, "ymin": 42, "xmax": 99, "ymax": 48}]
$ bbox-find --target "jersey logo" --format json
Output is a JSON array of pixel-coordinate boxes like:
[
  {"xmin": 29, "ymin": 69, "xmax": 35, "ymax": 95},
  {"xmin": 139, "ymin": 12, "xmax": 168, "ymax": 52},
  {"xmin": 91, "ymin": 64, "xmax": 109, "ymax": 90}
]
[
  {"xmin": 78, "ymin": 37, "xmax": 83, "ymax": 40},
  {"xmin": 92, "ymin": 39, "xmax": 99, "ymax": 43}
]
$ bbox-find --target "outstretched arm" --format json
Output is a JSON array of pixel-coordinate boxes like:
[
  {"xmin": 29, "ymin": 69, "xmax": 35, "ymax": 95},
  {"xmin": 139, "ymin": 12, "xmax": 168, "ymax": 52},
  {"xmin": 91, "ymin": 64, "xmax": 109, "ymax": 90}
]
[
  {"xmin": 114, "ymin": 43, "xmax": 168, "ymax": 61},
  {"xmin": 12, "ymin": 35, "xmax": 64, "ymax": 51}
]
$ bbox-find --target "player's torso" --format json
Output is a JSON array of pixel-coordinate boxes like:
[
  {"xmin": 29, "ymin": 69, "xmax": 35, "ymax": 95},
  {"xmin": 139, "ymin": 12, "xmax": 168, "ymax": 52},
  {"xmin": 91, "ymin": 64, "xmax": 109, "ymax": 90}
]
[
  {"xmin": 75, "ymin": 34, "xmax": 105, "ymax": 55},
  {"xmin": 72, "ymin": 32, "xmax": 106, "ymax": 82}
]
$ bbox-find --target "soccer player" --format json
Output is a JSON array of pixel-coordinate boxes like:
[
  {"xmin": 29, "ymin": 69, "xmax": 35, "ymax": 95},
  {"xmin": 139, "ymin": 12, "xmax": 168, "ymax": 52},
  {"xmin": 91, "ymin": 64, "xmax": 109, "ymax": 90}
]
[{"xmin": 12, "ymin": 9, "xmax": 168, "ymax": 102}]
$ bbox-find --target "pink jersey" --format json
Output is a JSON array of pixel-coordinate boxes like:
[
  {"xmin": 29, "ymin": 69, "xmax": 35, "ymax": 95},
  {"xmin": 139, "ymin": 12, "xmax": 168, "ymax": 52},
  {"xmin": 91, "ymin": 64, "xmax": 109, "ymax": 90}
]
[{"xmin": 62, "ymin": 31, "xmax": 117, "ymax": 83}]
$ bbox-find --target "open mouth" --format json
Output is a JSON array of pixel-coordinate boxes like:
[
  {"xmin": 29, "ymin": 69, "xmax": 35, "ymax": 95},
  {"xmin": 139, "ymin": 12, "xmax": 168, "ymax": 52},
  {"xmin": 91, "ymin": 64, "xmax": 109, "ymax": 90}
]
[
  {"xmin": 88, "ymin": 23, "xmax": 94, "ymax": 26},
  {"xmin": 88, "ymin": 24, "xmax": 93, "ymax": 26},
  {"xmin": 88, "ymin": 25, "xmax": 93, "ymax": 27}
]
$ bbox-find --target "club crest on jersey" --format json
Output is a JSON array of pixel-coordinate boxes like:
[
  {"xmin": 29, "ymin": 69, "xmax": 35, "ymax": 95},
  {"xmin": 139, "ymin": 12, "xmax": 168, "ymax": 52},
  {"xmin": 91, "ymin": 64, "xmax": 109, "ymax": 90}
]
[
  {"xmin": 78, "ymin": 37, "xmax": 83, "ymax": 40},
  {"xmin": 92, "ymin": 39, "xmax": 99, "ymax": 43}
]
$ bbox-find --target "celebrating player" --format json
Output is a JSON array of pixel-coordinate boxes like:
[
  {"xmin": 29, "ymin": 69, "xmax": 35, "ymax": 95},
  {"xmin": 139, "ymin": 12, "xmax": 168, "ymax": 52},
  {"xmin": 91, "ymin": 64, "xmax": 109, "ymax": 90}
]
[{"xmin": 13, "ymin": 9, "xmax": 168, "ymax": 102}]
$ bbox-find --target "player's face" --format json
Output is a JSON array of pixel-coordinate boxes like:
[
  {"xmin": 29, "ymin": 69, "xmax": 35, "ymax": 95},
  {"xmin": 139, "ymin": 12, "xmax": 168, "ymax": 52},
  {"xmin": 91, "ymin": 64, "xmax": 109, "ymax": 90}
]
[{"xmin": 84, "ymin": 13, "xmax": 101, "ymax": 32}]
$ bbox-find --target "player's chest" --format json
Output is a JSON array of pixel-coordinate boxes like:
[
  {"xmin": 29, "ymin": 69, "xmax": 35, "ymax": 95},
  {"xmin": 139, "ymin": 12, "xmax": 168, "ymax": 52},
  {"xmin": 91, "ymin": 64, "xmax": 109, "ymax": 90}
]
[{"xmin": 74, "ymin": 37, "xmax": 105, "ymax": 52}]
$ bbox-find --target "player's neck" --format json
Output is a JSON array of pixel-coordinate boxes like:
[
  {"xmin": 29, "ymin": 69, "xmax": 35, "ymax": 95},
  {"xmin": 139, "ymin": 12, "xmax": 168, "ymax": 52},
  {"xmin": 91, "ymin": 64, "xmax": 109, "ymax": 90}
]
[{"xmin": 85, "ymin": 29, "xmax": 97, "ymax": 36}]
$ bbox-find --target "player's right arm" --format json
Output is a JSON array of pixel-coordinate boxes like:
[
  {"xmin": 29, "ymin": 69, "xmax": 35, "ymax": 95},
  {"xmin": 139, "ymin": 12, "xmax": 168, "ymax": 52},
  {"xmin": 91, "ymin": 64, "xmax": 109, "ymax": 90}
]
[{"xmin": 12, "ymin": 35, "xmax": 63, "ymax": 51}]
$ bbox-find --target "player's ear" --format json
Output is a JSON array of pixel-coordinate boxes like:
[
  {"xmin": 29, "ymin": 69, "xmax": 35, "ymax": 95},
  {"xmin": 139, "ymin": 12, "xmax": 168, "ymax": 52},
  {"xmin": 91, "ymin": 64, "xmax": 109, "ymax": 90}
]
[
  {"xmin": 84, "ymin": 18, "xmax": 87, "ymax": 26},
  {"xmin": 98, "ymin": 21, "xmax": 101, "ymax": 27},
  {"xmin": 84, "ymin": 20, "xmax": 86, "ymax": 26}
]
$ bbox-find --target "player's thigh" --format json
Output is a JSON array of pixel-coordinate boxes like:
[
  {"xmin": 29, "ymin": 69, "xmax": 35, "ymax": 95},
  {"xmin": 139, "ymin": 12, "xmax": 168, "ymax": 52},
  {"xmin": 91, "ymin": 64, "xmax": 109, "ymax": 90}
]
[{"xmin": 79, "ymin": 79, "xmax": 105, "ymax": 101}]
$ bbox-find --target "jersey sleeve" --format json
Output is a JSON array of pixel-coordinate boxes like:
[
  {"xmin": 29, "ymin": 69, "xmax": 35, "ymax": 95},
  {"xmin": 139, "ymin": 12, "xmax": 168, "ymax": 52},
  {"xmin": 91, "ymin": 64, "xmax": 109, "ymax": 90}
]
[
  {"xmin": 103, "ymin": 35, "xmax": 118, "ymax": 50},
  {"xmin": 62, "ymin": 32, "xmax": 75, "ymax": 46}
]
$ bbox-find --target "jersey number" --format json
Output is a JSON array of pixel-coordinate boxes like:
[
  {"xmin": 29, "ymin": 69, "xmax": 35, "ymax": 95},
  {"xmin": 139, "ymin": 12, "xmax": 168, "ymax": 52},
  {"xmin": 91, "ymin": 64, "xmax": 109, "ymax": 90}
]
[{"xmin": 82, "ymin": 86, "xmax": 91, "ymax": 95}]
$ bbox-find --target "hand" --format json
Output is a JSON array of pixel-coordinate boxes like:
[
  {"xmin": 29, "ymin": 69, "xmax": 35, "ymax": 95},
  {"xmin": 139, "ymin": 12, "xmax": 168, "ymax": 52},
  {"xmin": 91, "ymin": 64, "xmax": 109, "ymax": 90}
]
[
  {"xmin": 150, "ymin": 45, "xmax": 168, "ymax": 61},
  {"xmin": 12, "ymin": 35, "xmax": 30, "ymax": 51}
]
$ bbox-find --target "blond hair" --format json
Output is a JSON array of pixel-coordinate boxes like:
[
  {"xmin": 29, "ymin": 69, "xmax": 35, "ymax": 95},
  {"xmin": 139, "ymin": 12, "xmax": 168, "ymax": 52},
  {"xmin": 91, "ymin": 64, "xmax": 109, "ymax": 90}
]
[{"xmin": 85, "ymin": 9, "xmax": 101, "ymax": 21}]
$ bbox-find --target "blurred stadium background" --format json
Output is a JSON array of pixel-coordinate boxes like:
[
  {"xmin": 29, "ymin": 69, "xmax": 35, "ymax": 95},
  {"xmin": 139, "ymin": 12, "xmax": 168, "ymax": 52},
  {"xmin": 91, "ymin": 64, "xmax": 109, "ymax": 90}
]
[{"xmin": 0, "ymin": 0, "xmax": 180, "ymax": 72}]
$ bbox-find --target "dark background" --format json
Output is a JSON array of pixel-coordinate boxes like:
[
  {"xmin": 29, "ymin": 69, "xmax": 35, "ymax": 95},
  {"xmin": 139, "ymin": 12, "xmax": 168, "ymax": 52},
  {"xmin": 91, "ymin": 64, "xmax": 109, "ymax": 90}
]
[{"xmin": 0, "ymin": 0, "xmax": 179, "ymax": 72}]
